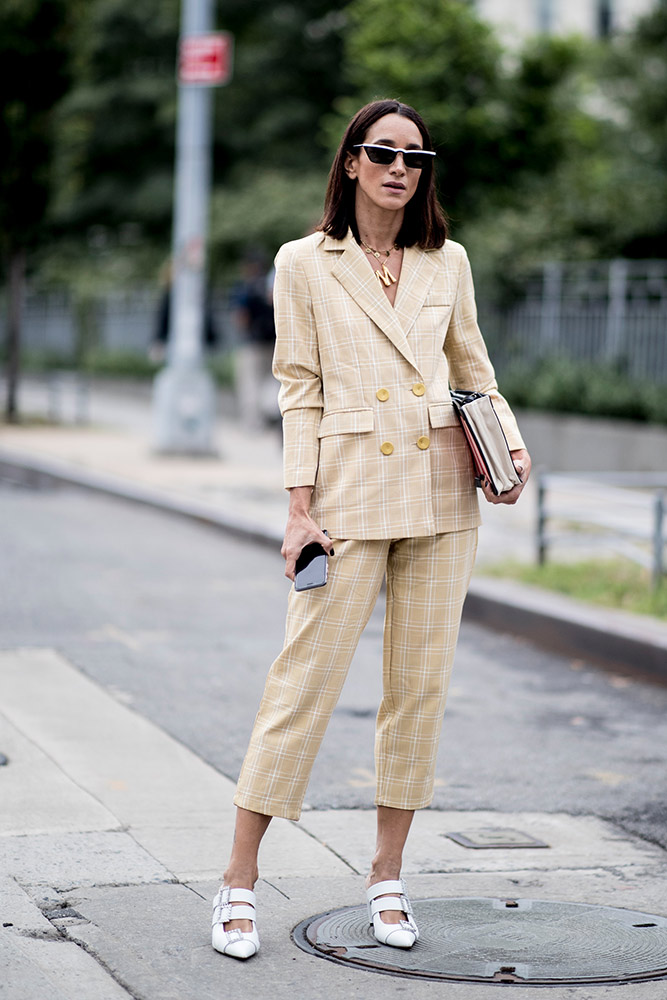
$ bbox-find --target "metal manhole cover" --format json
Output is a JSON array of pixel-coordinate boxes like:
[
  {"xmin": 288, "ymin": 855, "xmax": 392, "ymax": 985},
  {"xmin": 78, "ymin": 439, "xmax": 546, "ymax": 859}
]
[{"xmin": 292, "ymin": 897, "xmax": 667, "ymax": 985}]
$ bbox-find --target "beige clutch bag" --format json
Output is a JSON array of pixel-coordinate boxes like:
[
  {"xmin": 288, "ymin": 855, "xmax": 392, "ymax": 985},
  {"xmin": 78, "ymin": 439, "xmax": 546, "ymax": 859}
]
[{"xmin": 450, "ymin": 390, "xmax": 522, "ymax": 496}]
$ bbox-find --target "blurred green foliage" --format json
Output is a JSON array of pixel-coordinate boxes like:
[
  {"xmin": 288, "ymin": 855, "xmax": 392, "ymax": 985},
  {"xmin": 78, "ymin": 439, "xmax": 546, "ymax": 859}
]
[
  {"xmin": 50, "ymin": 0, "xmax": 180, "ymax": 241},
  {"xmin": 48, "ymin": 0, "xmax": 347, "ymax": 272},
  {"xmin": 18, "ymin": 348, "xmax": 161, "ymax": 379},
  {"xmin": 3, "ymin": 0, "xmax": 666, "ymax": 283},
  {"xmin": 2, "ymin": 0, "xmax": 667, "ymax": 412},
  {"xmin": 463, "ymin": 2, "xmax": 667, "ymax": 283},
  {"xmin": 209, "ymin": 169, "xmax": 327, "ymax": 267},
  {"xmin": 17, "ymin": 347, "xmax": 235, "ymax": 386},
  {"xmin": 332, "ymin": 0, "xmax": 584, "ymax": 232},
  {"xmin": 500, "ymin": 358, "xmax": 667, "ymax": 424},
  {"xmin": 0, "ymin": 0, "xmax": 73, "ymax": 258}
]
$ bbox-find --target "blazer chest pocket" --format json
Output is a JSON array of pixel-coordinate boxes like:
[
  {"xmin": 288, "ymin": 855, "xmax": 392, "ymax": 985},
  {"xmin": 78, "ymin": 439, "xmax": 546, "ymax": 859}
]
[
  {"xmin": 428, "ymin": 402, "xmax": 459, "ymax": 428},
  {"xmin": 423, "ymin": 294, "xmax": 452, "ymax": 308},
  {"xmin": 421, "ymin": 297, "xmax": 453, "ymax": 332},
  {"xmin": 318, "ymin": 407, "xmax": 374, "ymax": 438}
]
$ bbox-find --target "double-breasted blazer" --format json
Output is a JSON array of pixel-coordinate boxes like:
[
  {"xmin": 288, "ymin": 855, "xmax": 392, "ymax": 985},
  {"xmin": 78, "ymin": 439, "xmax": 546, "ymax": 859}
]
[{"xmin": 272, "ymin": 228, "xmax": 524, "ymax": 540}]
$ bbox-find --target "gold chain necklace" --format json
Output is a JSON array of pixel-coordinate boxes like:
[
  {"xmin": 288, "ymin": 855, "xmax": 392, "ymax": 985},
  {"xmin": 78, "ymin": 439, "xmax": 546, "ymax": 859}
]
[{"xmin": 360, "ymin": 239, "xmax": 399, "ymax": 287}]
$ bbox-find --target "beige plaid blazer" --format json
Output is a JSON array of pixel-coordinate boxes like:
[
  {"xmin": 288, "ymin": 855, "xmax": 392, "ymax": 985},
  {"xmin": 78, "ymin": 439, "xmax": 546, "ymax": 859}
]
[{"xmin": 273, "ymin": 228, "xmax": 525, "ymax": 539}]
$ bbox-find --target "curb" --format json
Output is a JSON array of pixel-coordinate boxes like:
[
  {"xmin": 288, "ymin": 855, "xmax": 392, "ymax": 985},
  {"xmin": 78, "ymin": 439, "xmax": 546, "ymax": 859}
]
[
  {"xmin": 465, "ymin": 577, "xmax": 667, "ymax": 681},
  {"xmin": 2, "ymin": 448, "xmax": 666, "ymax": 680},
  {"xmin": 0, "ymin": 449, "xmax": 283, "ymax": 549}
]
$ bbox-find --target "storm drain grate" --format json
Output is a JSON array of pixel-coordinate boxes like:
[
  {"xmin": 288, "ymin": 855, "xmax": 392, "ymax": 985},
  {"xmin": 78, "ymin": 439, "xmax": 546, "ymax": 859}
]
[
  {"xmin": 292, "ymin": 897, "xmax": 667, "ymax": 985},
  {"xmin": 444, "ymin": 828, "xmax": 550, "ymax": 849}
]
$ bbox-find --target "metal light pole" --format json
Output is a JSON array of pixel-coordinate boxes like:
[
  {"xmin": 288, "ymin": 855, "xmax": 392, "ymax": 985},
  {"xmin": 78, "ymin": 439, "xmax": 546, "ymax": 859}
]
[{"xmin": 152, "ymin": 0, "xmax": 231, "ymax": 454}]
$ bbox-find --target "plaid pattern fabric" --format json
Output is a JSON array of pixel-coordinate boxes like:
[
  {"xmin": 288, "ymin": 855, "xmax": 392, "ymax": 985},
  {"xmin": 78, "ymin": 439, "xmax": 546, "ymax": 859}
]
[
  {"xmin": 272, "ymin": 229, "xmax": 525, "ymax": 539},
  {"xmin": 234, "ymin": 529, "xmax": 477, "ymax": 821}
]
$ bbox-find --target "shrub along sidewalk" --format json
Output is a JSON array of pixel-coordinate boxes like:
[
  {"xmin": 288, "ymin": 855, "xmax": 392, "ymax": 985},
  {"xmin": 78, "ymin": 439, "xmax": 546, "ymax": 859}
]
[{"xmin": 500, "ymin": 359, "xmax": 667, "ymax": 426}]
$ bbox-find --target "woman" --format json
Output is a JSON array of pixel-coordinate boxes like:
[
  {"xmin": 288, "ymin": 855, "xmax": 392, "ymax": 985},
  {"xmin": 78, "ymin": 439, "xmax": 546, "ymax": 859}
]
[{"xmin": 212, "ymin": 99, "xmax": 531, "ymax": 960}]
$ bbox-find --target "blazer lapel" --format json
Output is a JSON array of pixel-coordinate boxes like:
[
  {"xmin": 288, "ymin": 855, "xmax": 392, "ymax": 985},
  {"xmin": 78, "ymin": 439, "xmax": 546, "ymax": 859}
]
[
  {"xmin": 393, "ymin": 245, "xmax": 439, "ymax": 337},
  {"xmin": 325, "ymin": 232, "xmax": 422, "ymax": 374}
]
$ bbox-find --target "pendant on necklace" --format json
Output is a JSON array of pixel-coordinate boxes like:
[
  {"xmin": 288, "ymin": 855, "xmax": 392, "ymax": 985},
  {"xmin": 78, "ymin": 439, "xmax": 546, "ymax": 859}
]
[
  {"xmin": 360, "ymin": 240, "xmax": 398, "ymax": 287},
  {"xmin": 375, "ymin": 264, "xmax": 397, "ymax": 287}
]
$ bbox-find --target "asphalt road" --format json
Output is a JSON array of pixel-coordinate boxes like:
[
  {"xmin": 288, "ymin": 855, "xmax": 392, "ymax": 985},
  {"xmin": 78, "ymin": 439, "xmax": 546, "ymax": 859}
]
[{"xmin": 2, "ymin": 477, "xmax": 666, "ymax": 850}]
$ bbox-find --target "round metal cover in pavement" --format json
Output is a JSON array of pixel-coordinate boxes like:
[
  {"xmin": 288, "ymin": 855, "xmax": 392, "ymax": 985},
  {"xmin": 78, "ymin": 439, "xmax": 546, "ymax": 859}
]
[{"xmin": 292, "ymin": 897, "xmax": 667, "ymax": 985}]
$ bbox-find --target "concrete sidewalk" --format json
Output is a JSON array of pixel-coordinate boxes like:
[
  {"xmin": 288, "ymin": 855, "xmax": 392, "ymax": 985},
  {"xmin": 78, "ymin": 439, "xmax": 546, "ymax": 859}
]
[
  {"xmin": 3, "ymin": 647, "xmax": 667, "ymax": 999},
  {"xmin": 1, "ymin": 375, "xmax": 666, "ymax": 676}
]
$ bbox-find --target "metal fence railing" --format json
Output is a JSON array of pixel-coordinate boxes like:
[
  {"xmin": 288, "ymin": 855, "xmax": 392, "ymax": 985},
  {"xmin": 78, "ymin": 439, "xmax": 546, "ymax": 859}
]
[
  {"xmin": 0, "ymin": 288, "xmax": 234, "ymax": 359},
  {"xmin": 536, "ymin": 471, "xmax": 667, "ymax": 589},
  {"xmin": 478, "ymin": 259, "xmax": 667, "ymax": 384},
  {"xmin": 2, "ymin": 260, "xmax": 666, "ymax": 382}
]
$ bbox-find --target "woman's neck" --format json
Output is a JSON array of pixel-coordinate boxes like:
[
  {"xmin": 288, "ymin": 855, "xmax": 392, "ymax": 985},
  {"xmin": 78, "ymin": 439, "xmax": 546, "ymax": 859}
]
[{"xmin": 354, "ymin": 195, "xmax": 404, "ymax": 251}]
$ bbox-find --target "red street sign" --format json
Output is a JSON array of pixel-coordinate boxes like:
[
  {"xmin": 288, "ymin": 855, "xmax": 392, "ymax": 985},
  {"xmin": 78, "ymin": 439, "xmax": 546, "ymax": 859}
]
[{"xmin": 179, "ymin": 32, "xmax": 233, "ymax": 86}]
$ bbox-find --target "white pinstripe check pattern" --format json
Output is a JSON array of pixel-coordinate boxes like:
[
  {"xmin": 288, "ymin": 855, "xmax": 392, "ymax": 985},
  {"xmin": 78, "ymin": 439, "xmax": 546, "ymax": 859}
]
[
  {"xmin": 233, "ymin": 229, "xmax": 523, "ymax": 819},
  {"xmin": 272, "ymin": 229, "xmax": 525, "ymax": 540},
  {"xmin": 234, "ymin": 529, "xmax": 477, "ymax": 820}
]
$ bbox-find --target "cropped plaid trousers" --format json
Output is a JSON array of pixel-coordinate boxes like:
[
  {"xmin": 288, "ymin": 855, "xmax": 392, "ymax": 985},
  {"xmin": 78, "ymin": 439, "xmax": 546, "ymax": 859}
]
[{"xmin": 234, "ymin": 528, "xmax": 477, "ymax": 821}]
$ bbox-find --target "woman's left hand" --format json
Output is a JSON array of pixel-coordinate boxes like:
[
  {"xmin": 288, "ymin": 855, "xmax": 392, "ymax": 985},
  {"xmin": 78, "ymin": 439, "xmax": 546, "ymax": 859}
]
[{"xmin": 480, "ymin": 448, "xmax": 532, "ymax": 506}]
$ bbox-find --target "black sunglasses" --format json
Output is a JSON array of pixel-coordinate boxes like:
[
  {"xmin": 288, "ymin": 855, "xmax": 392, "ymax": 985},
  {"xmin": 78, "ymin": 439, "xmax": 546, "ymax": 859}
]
[{"xmin": 353, "ymin": 143, "xmax": 436, "ymax": 170}]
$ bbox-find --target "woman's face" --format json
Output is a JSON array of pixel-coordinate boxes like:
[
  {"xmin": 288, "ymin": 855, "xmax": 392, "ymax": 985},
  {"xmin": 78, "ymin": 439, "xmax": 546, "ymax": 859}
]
[{"xmin": 345, "ymin": 113, "xmax": 425, "ymax": 216}]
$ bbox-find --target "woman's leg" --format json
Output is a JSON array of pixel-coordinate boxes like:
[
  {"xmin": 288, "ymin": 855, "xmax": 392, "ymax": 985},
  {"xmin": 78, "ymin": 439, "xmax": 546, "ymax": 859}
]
[
  {"xmin": 222, "ymin": 538, "xmax": 389, "ymax": 931},
  {"xmin": 233, "ymin": 537, "xmax": 389, "ymax": 820},
  {"xmin": 375, "ymin": 529, "xmax": 478, "ymax": 810},
  {"xmin": 366, "ymin": 805, "xmax": 415, "ymax": 923},
  {"xmin": 220, "ymin": 807, "xmax": 272, "ymax": 932},
  {"xmin": 366, "ymin": 530, "xmax": 476, "ymax": 932}
]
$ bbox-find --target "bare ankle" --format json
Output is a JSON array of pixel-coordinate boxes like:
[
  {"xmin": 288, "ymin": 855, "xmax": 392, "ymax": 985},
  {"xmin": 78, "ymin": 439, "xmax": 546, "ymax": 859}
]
[
  {"xmin": 366, "ymin": 858, "xmax": 402, "ymax": 888},
  {"xmin": 222, "ymin": 868, "xmax": 258, "ymax": 889}
]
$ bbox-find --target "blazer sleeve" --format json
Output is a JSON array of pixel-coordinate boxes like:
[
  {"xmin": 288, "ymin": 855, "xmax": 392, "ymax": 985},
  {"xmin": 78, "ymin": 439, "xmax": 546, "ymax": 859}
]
[
  {"xmin": 445, "ymin": 247, "xmax": 525, "ymax": 452},
  {"xmin": 272, "ymin": 243, "xmax": 323, "ymax": 489}
]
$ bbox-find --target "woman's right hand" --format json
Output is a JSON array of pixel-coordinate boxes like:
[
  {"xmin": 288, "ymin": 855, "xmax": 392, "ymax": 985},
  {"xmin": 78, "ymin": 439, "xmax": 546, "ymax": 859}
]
[{"xmin": 282, "ymin": 487, "xmax": 334, "ymax": 581}]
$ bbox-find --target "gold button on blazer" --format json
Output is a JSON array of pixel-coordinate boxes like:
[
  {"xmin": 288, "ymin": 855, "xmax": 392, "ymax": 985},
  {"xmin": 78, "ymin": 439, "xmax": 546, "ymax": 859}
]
[{"xmin": 272, "ymin": 229, "xmax": 525, "ymax": 540}]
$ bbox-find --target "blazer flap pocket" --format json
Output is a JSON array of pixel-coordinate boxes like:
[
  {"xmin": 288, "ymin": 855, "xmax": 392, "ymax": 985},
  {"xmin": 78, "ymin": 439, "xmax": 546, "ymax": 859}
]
[
  {"xmin": 428, "ymin": 402, "xmax": 459, "ymax": 428},
  {"xmin": 423, "ymin": 294, "xmax": 452, "ymax": 307},
  {"xmin": 318, "ymin": 408, "xmax": 374, "ymax": 438}
]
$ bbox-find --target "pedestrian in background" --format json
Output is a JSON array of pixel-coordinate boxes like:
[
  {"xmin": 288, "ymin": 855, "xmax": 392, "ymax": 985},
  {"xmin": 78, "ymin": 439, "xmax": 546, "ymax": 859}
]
[
  {"xmin": 231, "ymin": 251, "xmax": 278, "ymax": 429},
  {"xmin": 212, "ymin": 99, "xmax": 531, "ymax": 960},
  {"xmin": 149, "ymin": 260, "xmax": 219, "ymax": 364}
]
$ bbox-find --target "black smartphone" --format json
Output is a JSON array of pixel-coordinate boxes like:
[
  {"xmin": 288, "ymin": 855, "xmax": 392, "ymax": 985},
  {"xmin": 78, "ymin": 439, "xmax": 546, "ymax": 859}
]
[{"xmin": 294, "ymin": 531, "xmax": 329, "ymax": 591}]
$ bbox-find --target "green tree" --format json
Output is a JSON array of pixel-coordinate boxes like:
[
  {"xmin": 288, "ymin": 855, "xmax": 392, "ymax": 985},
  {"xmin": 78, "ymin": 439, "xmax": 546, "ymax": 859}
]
[
  {"xmin": 333, "ymin": 0, "xmax": 583, "ymax": 232},
  {"xmin": 206, "ymin": 1, "xmax": 350, "ymax": 262},
  {"xmin": 50, "ymin": 0, "xmax": 349, "ymax": 274},
  {"xmin": 51, "ymin": 0, "xmax": 180, "ymax": 246},
  {"xmin": 218, "ymin": 2, "xmax": 348, "ymax": 171},
  {"xmin": 600, "ymin": 0, "xmax": 667, "ymax": 257},
  {"xmin": 0, "ymin": 0, "xmax": 73, "ymax": 420},
  {"xmin": 334, "ymin": 0, "xmax": 503, "ymax": 224},
  {"xmin": 461, "ymin": 2, "xmax": 667, "ymax": 286}
]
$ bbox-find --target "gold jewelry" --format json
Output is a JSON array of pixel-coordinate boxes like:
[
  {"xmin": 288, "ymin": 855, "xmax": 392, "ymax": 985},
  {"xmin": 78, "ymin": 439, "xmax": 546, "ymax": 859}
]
[{"xmin": 360, "ymin": 240, "xmax": 399, "ymax": 287}]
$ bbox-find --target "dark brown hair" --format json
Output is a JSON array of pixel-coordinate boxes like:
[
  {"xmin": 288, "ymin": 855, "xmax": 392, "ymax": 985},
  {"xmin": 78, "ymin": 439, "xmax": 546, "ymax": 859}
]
[{"xmin": 319, "ymin": 99, "xmax": 447, "ymax": 249}]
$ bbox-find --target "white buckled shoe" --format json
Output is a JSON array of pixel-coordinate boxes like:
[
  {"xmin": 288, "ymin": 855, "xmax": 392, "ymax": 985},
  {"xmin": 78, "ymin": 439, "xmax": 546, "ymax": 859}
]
[
  {"xmin": 211, "ymin": 886, "xmax": 260, "ymax": 959},
  {"xmin": 367, "ymin": 879, "xmax": 419, "ymax": 949}
]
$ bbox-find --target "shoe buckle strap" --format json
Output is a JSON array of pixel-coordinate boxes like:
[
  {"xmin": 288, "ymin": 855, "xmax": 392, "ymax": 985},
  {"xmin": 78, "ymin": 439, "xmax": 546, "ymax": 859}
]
[
  {"xmin": 212, "ymin": 900, "xmax": 234, "ymax": 925},
  {"xmin": 227, "ymin": 888, "xmax": 256, "ymax": 906},
  {"xmin": 221, "ymin": 904, "xmax": 255, "ymax": 922},
  {"xmin": 368, "ymin": 879, "xmax": 403, "ymax": 900},
  {"xmin": 370, "ymin": 895, "xmax": 402, "ymax": 917},
  {"xmin": 217, "ymin": 885, "xmax": 256, "ymax": 905},
  {"xmin": 218, "ymin": 886, "xmax": 232, "ymax": 907}
]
